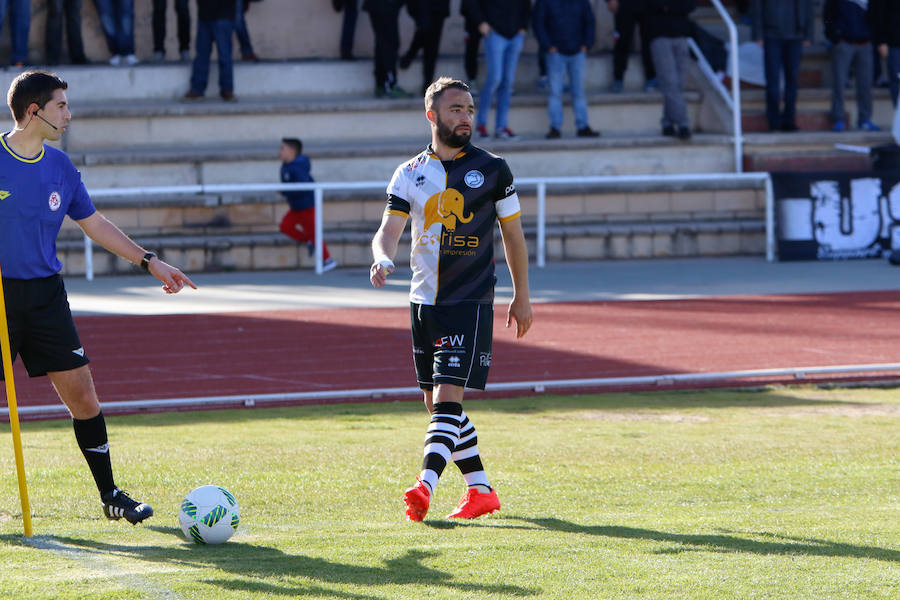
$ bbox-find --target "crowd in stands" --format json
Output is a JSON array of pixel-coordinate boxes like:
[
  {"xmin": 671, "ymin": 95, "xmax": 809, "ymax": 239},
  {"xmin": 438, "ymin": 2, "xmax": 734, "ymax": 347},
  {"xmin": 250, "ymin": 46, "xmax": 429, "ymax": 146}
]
[{"xmin": 2, "ymin": 0, "xmax": 899, "ymax": 135}]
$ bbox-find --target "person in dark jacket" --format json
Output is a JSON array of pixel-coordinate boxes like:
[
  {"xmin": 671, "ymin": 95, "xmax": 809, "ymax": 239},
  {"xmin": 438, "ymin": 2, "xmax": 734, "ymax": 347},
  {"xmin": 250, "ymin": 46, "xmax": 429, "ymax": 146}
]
[
  {"xmin": 399, "ymin": 0, "xmax": 451, "ymax": 95},
  {"xmin": 465, "ymin": 0, "xmax": 531, "ymax": 139},
  {"xmin": 364, "ymin": 0, "xmax": 413, "ymax": 98},
  {"xmin": 605, "ymin": 0, "xmax": 656, "ymax": 93},
  {"xmin": 751, "ymin": 0, "xmax": 813, "ymax": 131},
  {"xmin": 151, "ymin": 0, "xmax": 190, "ymax": 62},
  {"xmin": 643, "ymin": 0, "xmax": 695, "ymax": 140},
  {"xmin": 533, "ymin": 0, "xmax": 600, "ymax": 138},
  {"xmin": 460, "ymin": 0, "xmax": 482, "ymax": 83},
  {"xmin": 278, "ymin": 138, "xmax": 337, "ymax": 272},
  {"xmin": 46, "ymin": 0, "xmax": 89, "ymax": 65},
  {"xmin": 184, "ymin": 0, "xmax": 237, "ymax": 101},
  {"xmin": 824, "ymin": 0, "xmax": 879, "ymax": 131},
  {"xmin": 870, "ymin": 0, "xmax": 900, "ymax": 106}
]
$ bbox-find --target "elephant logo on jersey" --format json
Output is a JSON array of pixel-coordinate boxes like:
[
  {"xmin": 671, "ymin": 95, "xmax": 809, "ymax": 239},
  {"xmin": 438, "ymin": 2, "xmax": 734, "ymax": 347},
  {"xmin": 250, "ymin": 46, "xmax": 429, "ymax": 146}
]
[{"xmin": 424, "ymin": 189, "xmax": 473, "ymax": 233}]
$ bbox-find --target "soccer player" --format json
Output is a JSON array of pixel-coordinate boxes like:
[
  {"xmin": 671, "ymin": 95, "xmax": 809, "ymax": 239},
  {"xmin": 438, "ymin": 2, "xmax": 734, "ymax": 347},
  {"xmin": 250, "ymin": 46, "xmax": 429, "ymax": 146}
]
[
  {"xmin": 369, "ymin": 77, "xmax": 533, "ymax": 521},
  {"xmin": 1, "ymin": 70, "xmax": 197, "ymax": 524}
]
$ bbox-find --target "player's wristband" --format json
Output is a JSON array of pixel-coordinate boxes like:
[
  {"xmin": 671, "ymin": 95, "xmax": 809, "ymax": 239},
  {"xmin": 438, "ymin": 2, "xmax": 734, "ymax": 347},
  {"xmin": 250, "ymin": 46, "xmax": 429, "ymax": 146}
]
[
  {"xmin": 374, "ymin": 255, "xmax": 394, "ymax": 270},
  {"xmin": 140, "ymin": 252, "xmax": 157, "ymax": 273}
]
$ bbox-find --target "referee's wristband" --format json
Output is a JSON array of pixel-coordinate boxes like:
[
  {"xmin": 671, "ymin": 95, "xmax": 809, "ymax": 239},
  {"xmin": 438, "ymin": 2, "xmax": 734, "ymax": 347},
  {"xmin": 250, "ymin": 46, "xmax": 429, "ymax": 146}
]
[{"xmin": 140, "ymin": 252, "xmax": 157, "ymax": 273}]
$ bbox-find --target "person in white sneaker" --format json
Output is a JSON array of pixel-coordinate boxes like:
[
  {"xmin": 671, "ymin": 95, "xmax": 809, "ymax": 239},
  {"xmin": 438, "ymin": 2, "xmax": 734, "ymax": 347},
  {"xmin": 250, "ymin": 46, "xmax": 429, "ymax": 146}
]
[{"xmin": 91, "ymin": 0, "xmax": 138, "ymax": 66}]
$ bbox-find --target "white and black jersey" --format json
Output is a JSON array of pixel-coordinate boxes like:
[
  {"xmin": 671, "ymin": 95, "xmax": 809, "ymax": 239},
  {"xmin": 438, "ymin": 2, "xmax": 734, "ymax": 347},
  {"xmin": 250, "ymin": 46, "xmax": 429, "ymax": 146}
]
[{"xmin": 386, "ymin": 143, "xmax": 521, "ymax": 306}]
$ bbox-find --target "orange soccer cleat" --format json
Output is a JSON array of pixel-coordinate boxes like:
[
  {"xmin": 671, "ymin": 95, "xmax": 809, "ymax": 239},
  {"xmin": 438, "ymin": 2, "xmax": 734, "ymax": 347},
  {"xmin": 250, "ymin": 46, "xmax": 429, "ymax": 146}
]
[
  {"xmin": 447, "ymin": 488, "xmax": 500, "ymax": 519},
  {"xmin": 403, "ymin": 479, "xmax": 431, "ymax": 522}
]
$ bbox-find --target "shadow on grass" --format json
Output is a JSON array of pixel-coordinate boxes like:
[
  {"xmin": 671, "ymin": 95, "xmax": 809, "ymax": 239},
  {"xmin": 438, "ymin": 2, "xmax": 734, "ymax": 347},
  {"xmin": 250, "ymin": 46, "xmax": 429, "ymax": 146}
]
[
  {"xmin": 503, "ymin": 517, "xmax": 900, "ymax": 562},
  {"xmin": 2, "ymin": 528, "xmax": 537, "ymax": 598}
]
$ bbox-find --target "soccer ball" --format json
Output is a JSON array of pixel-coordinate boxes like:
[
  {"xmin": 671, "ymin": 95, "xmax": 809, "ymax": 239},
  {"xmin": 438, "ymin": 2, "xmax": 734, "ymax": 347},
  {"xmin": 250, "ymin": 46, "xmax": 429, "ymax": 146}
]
[{"xmin": 178, "ymin": 485, "xmax": 240, "ymax": 545}]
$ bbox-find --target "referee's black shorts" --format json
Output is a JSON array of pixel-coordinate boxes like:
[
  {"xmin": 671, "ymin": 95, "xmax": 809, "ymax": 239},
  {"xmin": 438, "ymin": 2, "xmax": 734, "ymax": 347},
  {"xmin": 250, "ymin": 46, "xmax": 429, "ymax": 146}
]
[
  {"xmin": 0, "ymin": 275, "xmax": 90, "ymax": 379},
  {"xmin": 410, "ymin": 302, "xmax": 494, "ymax": 391}
]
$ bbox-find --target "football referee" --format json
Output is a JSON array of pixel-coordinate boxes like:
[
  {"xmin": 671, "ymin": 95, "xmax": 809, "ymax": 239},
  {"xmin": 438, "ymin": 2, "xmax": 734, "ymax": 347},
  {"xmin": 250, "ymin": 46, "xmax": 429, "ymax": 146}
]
[
  {"xmin": 370, "ymin": 76, "xmax": 532, "ymax": 521},
  {"xmin": 1, "ymin": 71, "xmax": 197, "ymax": 524}
]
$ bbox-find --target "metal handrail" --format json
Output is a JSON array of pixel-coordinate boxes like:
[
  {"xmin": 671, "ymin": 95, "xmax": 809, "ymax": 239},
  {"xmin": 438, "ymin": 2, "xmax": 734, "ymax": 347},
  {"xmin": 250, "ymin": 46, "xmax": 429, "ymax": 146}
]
[
  {"xmin": 704, "ymin": 0, "xmax": 743, "ymax": 172},
  {"xmin": 80, "ymin": 172, "xmax": 775, "ymax": 280}
]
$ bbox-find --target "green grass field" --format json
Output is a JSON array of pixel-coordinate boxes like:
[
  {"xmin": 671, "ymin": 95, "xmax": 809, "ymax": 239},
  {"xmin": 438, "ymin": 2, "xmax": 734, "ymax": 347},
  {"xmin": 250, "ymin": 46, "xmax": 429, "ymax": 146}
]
[{"xmin": 1, "ymin": 386, "xmax": 898, "ymax": 600}]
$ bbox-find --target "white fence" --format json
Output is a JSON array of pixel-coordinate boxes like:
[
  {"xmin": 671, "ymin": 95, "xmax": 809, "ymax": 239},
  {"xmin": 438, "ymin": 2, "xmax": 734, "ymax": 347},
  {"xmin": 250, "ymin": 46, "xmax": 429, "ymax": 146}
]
[{"xmin": 83, "ymin": 172, "xmax": 775, "ymax": 280}]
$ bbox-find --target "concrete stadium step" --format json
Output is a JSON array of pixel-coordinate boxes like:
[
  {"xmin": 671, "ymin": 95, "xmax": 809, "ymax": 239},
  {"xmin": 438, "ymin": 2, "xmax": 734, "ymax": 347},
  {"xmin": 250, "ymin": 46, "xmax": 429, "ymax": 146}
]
[
  {"xmin": 742, "ymin": 130, "xmax": 893, "ymax": 172},
  {"xmin": 0, "ymin": 53, "xmax": 651, "ymax": 105},
  {"xmin": 71, "ymin": 133, "xmax": 737, "ymax": 190},
  {"xmin": 740, "ymin": 87, "xmax": 896, "ymax": 133},
  {"xmin": 56, "ymin": 177, "xmax": 766, "ymax": 276},
  {"xmin": 60, "ymin": 88, "xmax": 704, "ymax": 152}
]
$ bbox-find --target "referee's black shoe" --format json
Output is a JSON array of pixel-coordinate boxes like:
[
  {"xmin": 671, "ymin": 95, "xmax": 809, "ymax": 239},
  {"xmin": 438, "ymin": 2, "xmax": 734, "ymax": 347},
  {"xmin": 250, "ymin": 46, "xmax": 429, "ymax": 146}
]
[{"xmin": 101, "ymin": 489, "xmax": 154, "ymax": 525}]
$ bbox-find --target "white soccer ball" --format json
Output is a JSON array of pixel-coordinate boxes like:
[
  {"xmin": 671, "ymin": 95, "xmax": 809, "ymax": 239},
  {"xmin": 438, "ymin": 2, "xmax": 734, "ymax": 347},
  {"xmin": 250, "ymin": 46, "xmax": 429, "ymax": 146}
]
[{"xmin": 178, "ymin": 485, "xmax": 240, "ymax": 545}]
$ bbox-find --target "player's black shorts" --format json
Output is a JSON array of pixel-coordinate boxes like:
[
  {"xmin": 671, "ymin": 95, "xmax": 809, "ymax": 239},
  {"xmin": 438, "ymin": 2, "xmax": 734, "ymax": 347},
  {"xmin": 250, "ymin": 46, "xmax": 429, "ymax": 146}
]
[
  {"xmin": 410, "ymin": 302, "xmax": 494, "ymax": 391},
  {"xmin": 0, "ymin": 275, "xmax": 89, "ymax": 379}
]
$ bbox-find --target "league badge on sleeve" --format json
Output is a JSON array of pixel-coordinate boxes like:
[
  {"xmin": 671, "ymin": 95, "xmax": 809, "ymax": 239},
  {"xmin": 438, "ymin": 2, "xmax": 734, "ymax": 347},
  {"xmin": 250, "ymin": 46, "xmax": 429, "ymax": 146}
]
[{"xmin": 48, "ymin": 191, "xmax": 61, "ymax": 211}]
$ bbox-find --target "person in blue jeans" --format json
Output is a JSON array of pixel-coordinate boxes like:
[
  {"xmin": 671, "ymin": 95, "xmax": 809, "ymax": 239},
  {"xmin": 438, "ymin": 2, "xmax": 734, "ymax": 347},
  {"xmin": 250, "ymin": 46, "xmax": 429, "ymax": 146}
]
[
  {"xmin": 533, "ymin": 0, "xmax": 600, "ymax": 139},
  {"xmin": 91, "ymin": 0, "xmax": 137, "ymax": 65},
  {"xmin": 824, "ymin": 0, "xmax": 879, "ymax": 132},
  {"xmin": 751, "ymin": 0, "xmax": 813, "ymax": 132},
  {"xmin": 234, "ymin": 0, "xmax": 259, "ymax": 62},
  {"xmin": 0, "ymin": 0, "xmax": 30, "ymax": 66},
  {"xmin": 464, "ymin": 0, "xmax": 531, "ymax": 140},
  {"xmin": 870, "ymin": 0, "xmax": 900, "ymax": 107},
  {"xmin": 184, "ymin": 0, "xmax": 237, "ymax": 102}
]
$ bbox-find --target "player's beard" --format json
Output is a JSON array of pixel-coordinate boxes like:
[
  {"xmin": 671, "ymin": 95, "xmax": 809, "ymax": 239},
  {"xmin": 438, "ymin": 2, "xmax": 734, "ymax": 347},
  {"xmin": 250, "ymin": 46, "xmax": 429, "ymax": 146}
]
[{"xmin": 436, "ymin": 114, "xmax": 471, "ymax": 148}]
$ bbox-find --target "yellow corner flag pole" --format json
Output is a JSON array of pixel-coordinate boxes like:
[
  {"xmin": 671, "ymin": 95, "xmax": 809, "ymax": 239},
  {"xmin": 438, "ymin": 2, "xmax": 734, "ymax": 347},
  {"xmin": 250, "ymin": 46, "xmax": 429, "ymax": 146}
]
[{"xmin": 0, "ymin": 265, "xmax": 33, "ymax": 537}]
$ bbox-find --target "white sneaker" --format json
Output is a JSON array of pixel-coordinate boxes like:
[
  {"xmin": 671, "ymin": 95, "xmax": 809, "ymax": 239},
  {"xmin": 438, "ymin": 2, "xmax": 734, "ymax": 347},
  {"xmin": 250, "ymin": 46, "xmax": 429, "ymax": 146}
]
[
  {"xmin": 321, "ymin": 258, "xmax": 338, "ymax": 272},
  {"xmin": 124, "ymin": 54, "xmax": 140, "ymax": 66},
  {"xmin": 108, "ymin": 55, "xmax": 121, "ymax": 66}
]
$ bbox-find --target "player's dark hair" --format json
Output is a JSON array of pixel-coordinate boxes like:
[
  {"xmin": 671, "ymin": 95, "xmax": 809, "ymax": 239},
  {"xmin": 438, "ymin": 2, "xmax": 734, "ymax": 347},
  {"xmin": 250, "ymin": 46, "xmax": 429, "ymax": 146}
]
[
  {"xmin": 7, "ymin": 70, "xmax": 68, "ymax": 122},
  {"xmin": 425, "ymin": 77, "xmax": 470, "ymax": 111},
  {"xmin": 281, "ymin": 137, "xmax": 303, "ymax": 155}
]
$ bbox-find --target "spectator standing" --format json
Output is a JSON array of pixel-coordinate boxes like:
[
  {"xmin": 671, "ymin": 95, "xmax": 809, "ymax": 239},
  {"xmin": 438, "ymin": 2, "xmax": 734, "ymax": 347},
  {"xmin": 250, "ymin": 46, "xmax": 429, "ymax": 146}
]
[
  {"xmin": 46, "ymin": 0, "xmax": 89, "ymax": 65},
  {"xmin": 399, "ymin": 0, "xmax": 451, "ymax": 95},
  {"xmin": 460, "ymin": 0, "xmax": 482, "ymax": 86},
  {"xmin": 605, "ymin": 0, "xmax": 656, "ymax": 93},
  {"xmin": 363, "ymin": 0, "xmax": 412, "ymax": 98},
  {"xmin": 750, "ymin": 0, "xmax": 814, "ymax": 132},
  {"xmin": 870, "ymin": 0, "xmax": 900, "ymax": 106},
  {"xmin": 235, "ymin": 0, "xmax": 260, "ymax": 62},
  {"xmin": 465, "ymin": 0, "xmax": 531, "ymax": 140},
  {"xmin": 184, "ymin": 0, "xmax": 237, "ymax": 101},
  {"xmin": 533, "ymin": 0, "xmax": 600, "ymax": 139},
  {"xmin": 824, "ymin": 0, "xmax": 879, "ymax": 131},
  {"xmin": 334, "ymin": 0, "xmax": 360, "ymax": 60},
  {"xmin": 643, "ymin": 0, "xmax": 695, "ymax": 140},
  {"xmin": 151, "ymin": 0, "xmax": 190, "ymax": 62},
  {"xmin": 1, "ymin": 0, "xmax": 30, "ymax": 66},
  {"xmin": 91, "ymin": 0, "xmax": 138, "ymax": 65},
  {"xmin": 278, "ymin": 138, "xmax": 337, "ymax": 272}
]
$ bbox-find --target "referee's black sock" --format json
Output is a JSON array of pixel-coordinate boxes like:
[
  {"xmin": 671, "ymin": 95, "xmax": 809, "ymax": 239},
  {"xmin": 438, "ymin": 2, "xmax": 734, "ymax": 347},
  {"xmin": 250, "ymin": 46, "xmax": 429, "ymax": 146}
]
[{"xmin": 73, "ymin": 412, "xmax": 116, "ymax": 497}]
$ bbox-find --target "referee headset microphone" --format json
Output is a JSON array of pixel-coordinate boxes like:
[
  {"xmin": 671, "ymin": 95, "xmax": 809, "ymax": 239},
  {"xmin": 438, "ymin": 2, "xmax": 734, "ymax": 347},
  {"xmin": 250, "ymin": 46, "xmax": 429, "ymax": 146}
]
[{"xmin": 33, "ymin": 109, "xmax": 59, "ymax": 131}]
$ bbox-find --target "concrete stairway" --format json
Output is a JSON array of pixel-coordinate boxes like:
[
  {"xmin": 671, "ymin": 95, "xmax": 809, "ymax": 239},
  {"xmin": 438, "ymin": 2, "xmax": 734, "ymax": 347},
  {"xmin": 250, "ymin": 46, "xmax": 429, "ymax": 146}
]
[{"xmin": 0, "ymin": 51, "xmax": 764, "ymax": 275}]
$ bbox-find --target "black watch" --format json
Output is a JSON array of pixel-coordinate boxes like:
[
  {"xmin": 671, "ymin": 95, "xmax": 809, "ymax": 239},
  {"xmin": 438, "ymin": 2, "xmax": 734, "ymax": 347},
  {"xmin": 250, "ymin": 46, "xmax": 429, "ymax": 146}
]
[{"xmin": 140, "ymin": 252, "xmax": 157, "ymax": 273}]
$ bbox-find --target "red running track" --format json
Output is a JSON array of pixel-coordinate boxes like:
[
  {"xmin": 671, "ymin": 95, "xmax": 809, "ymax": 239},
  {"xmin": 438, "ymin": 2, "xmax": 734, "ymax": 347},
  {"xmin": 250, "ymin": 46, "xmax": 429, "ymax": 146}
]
[{"xmin": 6, "ymin": 291, "xmax": 900, "ymax": 414}]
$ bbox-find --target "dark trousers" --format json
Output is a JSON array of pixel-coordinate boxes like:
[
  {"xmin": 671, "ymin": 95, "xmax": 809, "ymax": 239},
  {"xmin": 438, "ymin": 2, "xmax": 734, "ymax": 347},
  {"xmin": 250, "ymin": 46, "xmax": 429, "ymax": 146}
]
[
  {"xmin": 368, "ymin": 5, "xmax": 402, "ymax": 89},
  {"xmin": 403, "ymin": 16, "xmax": 446, "ymax": 88},
  {"xmin": 464, "ymin": 21, "xmax": 481, "ymax": 80},
  {"xmin": 340, "ymin": 0, "xmax": 358, "ymax": 58},
  {"xmin": 763, "ymin": 37, "xmax": 803, "ymax": 129},
  {"xmin": 612, "ymin": 6, "xmax": 655, "ymax": 82},
  {"xmin": 151, "ymin": 0, "xmax": 189, "ymax": 53},
  {"xmin": 46, "ymin": 0, "xmax": 87, "ymax": 64},
  {"xmin": 190, "ymin": 19, "xmax": 234, "ymax": 95}
]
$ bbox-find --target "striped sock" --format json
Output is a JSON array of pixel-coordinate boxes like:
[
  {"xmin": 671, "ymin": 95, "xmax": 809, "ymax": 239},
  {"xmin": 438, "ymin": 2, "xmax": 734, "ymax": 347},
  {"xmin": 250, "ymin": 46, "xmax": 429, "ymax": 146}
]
[
  {"xmin": 418, "ymin": 402, "xmax": 462, "ymax": 496},
  {"xmin": 452, "ymin": 411, "xmax": 491, "ymax": 491}
]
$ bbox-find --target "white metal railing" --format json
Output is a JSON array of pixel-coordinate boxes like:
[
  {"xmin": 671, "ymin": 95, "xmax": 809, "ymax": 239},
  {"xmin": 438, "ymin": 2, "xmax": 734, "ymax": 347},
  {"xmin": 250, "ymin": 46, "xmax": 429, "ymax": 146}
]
[
  {"xmin": 81, "ymin": 172, "xmax": 775, "ymax": 280},
  {"xmin": 695, "ymin": 0, "xmax": 743, "ymax": 173}
]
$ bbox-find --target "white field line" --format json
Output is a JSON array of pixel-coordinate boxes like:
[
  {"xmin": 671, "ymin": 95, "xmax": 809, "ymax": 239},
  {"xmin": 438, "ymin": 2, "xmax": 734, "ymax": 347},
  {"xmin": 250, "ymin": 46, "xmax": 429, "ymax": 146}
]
[
  {"xmin": 4, "ymin": 363, "xmax": 900, "ymax": 418},
  {"xmin": 26, "ymin": 536, "xmax": 186, "ymax": 600}
]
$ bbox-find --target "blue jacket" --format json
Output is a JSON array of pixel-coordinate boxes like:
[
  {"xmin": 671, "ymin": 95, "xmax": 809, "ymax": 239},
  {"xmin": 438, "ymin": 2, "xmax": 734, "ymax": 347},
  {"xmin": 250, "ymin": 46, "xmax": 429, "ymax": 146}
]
[
  {"xmin": 532, "ymin": 0, "xmax": 595, "ymax": 55},
  {"xmin": 824, "ymin": 0, "xmax": 872, "ymax": 43},
  {"xmin": 280, "ymin": 155, "xmax": 315, "ymax": 211},
  {"xmin": 751, "ymin": 0, "xmax": 814, "ymax": 41}
]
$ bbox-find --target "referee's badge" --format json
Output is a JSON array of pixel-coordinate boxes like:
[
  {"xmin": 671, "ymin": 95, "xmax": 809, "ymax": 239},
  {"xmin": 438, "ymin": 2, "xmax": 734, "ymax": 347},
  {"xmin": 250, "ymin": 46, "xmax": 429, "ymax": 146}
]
[
  {"xmin": 48, "ymin": 191, "xmax": 61, "ymax": 211},
  {"xmin": 464, "ymin": 170, "xmax": 484, "ymax": 189}
]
